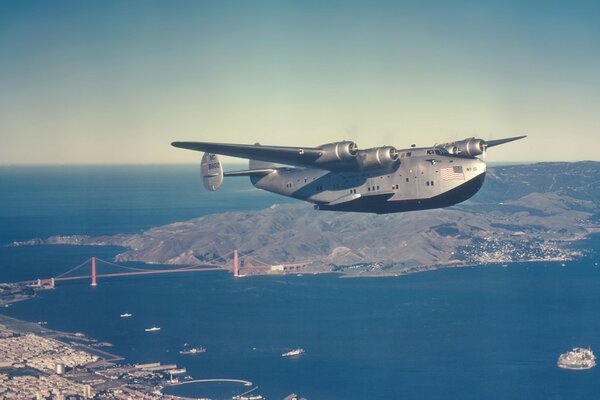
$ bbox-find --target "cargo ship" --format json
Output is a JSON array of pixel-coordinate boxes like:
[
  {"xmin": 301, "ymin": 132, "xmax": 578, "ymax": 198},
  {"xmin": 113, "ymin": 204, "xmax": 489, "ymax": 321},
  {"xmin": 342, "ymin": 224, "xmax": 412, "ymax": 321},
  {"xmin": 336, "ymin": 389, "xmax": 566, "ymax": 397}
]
[
  {"xmin": 179, "ymin": 347, "xmax": 206, "ymax": 355},
  {"xmin": 557, "ymin": 347, "xmax": 596, "ymax": 370},
  {"xmin": 282, "ymin": 348, "xmax": 304, "ymax": 357}
]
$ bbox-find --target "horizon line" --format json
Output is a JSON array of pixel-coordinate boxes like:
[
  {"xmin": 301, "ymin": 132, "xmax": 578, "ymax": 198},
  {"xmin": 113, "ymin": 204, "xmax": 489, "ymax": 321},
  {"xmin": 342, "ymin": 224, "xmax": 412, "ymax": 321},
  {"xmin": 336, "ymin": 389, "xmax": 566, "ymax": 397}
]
[{"xmin": 0, "ymin": 160, "xmax": 598, "ymax": 168}]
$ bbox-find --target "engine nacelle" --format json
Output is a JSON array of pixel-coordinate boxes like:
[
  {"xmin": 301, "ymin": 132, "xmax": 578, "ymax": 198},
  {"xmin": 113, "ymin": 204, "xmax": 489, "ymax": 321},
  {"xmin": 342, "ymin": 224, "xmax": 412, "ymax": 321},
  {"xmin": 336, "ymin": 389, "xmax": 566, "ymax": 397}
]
[
  {"xmin": 315, "ymin": 141, "xmax": 358, "ymax": 164},
  {"xmin": 357, "ymin": 146, "xmax": 399, "ymax": 170},
  {"xmin": 442, "ymin": 138, "xmax": 487, "ymax": 157}
]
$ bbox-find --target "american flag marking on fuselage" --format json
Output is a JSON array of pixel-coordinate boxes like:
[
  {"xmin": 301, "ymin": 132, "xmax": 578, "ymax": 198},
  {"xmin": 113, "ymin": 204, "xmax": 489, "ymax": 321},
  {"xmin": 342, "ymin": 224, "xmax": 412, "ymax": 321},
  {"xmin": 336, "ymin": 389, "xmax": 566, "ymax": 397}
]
[{"xmin": 440, "ymin": 166, "xmax": 465, "ymax": 181}]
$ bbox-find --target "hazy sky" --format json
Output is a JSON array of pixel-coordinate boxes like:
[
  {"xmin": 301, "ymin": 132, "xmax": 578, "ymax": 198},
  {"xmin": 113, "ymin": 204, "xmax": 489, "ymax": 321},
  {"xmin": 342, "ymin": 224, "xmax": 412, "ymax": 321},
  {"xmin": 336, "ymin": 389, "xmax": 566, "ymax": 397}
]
[{"xmin": 1, "ymin": 0, "xmax": 599, "ymax": 164}]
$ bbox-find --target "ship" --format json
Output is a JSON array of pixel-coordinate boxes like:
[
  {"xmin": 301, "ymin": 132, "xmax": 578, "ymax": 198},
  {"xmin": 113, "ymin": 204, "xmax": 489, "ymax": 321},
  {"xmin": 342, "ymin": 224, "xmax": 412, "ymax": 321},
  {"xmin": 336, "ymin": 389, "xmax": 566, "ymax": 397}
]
[
  {"xmin": 557, "ymin": 347, "xmax": 596, "ymax": 370},
  {"xmin": 282, "ymin": 348, "xmax": 305, "ymax": 357},
  {"xmin": 120, "ymin": 313, "xmax": 132, "ymax": 318},
  {"xmin": 179, "ymin": 347, "xmax": 206, "ymax": 355},
  {"xmin": 168, "ymin": 368, "xmax": 187, "ymax": 375},
  {"xmin": 145, "ymin": 326, "xmax": 161, "ymax": 332}
]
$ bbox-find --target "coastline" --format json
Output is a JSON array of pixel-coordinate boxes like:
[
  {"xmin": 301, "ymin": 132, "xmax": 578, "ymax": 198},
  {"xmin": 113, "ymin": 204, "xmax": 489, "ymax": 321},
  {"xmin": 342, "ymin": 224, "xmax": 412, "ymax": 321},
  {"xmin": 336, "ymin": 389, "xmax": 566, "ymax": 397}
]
[{"xmin": 0, "ymin": 311, "xmax": 196, "ymax": 399}]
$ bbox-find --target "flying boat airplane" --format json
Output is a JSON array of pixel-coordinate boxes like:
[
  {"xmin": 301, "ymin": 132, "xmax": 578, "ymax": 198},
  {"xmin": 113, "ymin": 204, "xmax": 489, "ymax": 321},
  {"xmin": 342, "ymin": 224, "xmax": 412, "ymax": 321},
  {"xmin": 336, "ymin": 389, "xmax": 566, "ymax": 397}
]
[{"xmin": 172, "ymin": 135, "xmax": 525, "ymax": 214}]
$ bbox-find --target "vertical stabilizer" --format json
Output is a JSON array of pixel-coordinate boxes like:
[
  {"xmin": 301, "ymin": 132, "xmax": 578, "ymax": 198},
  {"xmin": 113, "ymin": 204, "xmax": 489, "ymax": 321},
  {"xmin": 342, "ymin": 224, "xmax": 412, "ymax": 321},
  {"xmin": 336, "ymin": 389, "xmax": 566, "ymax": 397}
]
[{"xmin": 200, "ymin": 153, "xmax": 224, "ymax": 191}]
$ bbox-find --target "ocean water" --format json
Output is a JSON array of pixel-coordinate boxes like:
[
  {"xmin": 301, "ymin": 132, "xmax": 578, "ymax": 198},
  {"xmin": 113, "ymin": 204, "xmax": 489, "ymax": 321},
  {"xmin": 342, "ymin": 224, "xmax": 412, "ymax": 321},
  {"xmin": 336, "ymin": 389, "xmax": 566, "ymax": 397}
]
[{"xmin": 1, "ymin": 166, "xmax": 600, "ymax": 400}]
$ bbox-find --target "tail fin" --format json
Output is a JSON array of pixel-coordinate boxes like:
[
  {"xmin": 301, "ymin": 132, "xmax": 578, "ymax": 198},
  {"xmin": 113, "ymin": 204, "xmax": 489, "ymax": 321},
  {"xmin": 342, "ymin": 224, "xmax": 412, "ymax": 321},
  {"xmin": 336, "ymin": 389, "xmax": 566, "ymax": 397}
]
[{"xmin": 200, "ymin": 153, "xmax": 224, "ymax": 191}]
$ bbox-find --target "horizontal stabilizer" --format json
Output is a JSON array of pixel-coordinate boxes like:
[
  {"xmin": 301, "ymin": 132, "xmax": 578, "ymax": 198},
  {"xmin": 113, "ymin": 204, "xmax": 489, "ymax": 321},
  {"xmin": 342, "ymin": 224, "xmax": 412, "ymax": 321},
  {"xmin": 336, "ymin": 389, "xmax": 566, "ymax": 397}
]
[
  {"xmin": 224, "ymin": 166, "xmax": 297, "ymax": 177},
  {"xmin": 224, "ymin": 168, "xmax": 276, "ymax": 177}
]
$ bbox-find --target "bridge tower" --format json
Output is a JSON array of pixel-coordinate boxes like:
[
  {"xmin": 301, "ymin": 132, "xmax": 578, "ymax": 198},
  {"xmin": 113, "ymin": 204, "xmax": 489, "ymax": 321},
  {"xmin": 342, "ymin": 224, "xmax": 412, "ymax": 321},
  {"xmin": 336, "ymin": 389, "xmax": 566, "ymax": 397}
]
[
  {"xmin": 91, "ymin": 257, "xmax": 97, "ymax": 286},
  {"xmin": 233, "ymin": 250, "xmax": 239, "ymax": 277}
]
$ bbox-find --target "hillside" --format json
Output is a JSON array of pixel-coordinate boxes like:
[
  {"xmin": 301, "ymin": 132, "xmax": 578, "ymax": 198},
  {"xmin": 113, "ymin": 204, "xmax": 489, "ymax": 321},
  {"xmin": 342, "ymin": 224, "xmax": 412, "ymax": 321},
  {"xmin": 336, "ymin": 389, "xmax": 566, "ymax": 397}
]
[{"xmin": 13, "ymin": 162, "xmax": 600, "ymax": 276}]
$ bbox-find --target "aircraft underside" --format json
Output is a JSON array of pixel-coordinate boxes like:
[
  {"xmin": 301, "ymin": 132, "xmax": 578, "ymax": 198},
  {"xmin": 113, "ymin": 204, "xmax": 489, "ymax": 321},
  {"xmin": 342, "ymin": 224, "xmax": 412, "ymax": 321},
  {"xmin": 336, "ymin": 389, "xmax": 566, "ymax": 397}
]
[{"xmin": 313, "ymin": 172, "xmax": 486, "ymax": 213}]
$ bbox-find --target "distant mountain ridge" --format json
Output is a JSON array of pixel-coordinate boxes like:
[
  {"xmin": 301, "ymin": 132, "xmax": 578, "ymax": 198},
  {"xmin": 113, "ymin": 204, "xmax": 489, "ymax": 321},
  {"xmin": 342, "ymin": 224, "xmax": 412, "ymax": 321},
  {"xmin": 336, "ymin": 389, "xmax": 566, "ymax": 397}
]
[{"xmin": 12, "ymin": 161, "xmax": 600, "ymax": 276}]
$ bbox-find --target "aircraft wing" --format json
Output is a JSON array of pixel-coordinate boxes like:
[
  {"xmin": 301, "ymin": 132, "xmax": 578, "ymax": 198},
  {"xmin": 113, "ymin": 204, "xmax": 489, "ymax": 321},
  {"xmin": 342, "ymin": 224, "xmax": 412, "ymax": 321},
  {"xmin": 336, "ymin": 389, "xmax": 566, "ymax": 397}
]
[
  {"xmin": 485, "ymin": 135, "xmax": 527, "ymax": 148},
  {"xmin": 173, "ymin": 135, "xmax": 525, "ymax": 171},
  {"xmin": 172, "ymin": 141, "xmax": 337, "ymax": 170}
]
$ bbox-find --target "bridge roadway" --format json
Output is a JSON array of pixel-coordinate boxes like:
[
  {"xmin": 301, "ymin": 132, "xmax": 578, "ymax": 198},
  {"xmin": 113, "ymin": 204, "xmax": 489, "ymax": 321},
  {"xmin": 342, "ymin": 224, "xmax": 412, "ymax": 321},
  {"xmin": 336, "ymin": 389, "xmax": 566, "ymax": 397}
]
[
  {"xmin": 56, "ymin": 266, "xmax": 224, "ymax": 281},
  {"xmin": 21, "ymin": 266, "xmax": 224, "ymax": 285}
]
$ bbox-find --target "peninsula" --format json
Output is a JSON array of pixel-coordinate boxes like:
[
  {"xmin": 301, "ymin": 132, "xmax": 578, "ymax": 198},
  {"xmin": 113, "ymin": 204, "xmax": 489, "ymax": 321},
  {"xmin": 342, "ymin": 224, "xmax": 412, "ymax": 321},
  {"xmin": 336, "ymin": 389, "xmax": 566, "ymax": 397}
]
[{"xmin": 10, "ymin": 162, "xmax": 600, "ymax": 277}]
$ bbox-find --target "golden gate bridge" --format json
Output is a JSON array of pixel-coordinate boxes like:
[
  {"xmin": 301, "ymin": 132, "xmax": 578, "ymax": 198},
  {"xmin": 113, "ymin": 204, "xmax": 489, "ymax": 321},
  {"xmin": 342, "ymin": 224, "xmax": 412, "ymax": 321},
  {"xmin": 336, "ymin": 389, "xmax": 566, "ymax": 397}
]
[{"xmin": 20, "ymin": 250, "xmax": 310, "ymax": 288}]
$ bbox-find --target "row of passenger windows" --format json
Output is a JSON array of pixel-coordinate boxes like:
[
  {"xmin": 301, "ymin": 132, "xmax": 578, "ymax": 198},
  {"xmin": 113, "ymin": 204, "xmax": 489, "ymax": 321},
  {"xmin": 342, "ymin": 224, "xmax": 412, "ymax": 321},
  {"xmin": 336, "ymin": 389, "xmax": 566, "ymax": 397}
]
[
  {"xmin": 312, "ymin": 172, "xmax": 440, "ymax": 195},
  {"xmin": 340, "ymin": 179, "xmax": 432, "ymax": 194},
  {"xmin": 316, "ymin": 176, "xmax": 437, "ymax": 194}
]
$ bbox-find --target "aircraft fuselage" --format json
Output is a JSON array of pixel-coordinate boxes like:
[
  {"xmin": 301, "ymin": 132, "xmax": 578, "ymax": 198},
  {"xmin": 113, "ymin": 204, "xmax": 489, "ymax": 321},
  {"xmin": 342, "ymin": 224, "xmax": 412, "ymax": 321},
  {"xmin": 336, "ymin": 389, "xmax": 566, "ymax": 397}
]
[{"xmin": 251, "ymin": 147, "xmax": 486, "ymax": 214}]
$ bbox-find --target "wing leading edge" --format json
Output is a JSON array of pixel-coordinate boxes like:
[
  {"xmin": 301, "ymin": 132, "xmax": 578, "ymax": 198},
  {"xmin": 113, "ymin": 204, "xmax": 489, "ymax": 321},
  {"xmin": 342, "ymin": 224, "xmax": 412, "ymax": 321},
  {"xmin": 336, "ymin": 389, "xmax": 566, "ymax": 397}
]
[
  {"xmin": 485, "ymin": 135, "xmax": 527, "ymax": 148},
  {"xmin": 172, "ymin": 141, "xmax": 324, "ymax": 169}
]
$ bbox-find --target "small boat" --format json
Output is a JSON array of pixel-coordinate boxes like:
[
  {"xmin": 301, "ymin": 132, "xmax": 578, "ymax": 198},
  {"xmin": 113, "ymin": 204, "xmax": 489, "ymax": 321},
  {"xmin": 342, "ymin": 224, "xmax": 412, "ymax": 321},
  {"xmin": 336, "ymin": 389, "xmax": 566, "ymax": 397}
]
[
  {"xmin": 179, "ymin": 347, "xmax": 206, "ymax": 355},
  {"xmin": 145, "ymin": 326, "xmax": 161, "ymax": 332},
  {"xmin": 282, "ymin": 348, "xmax": 305, "ymax": 357},
  {"xmin": 120, "ymin": 313, "xmax": 132, "ymax": 318}
]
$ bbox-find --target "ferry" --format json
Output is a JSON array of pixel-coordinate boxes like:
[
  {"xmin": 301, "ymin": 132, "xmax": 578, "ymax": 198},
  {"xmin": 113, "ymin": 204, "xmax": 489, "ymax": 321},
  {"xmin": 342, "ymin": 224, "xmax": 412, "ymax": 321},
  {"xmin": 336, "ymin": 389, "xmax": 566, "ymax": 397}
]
[
  {"xmin": 282, "ymin": 348, "xmax": 305, "ymax": 357},
  {"xmin": 120, "ymin": 313, "xmax": 132, "ymax": 318},
  {"xmin": 179, "ymin": 347, "xmax": 206, "ymax": 355},
  {"xmin": 557, "ymin": 347, "xmax": 596, "ymax": 370},
  {"xmin": 145, "ymin": 326, "xmax": 161, "ymax": 332}
]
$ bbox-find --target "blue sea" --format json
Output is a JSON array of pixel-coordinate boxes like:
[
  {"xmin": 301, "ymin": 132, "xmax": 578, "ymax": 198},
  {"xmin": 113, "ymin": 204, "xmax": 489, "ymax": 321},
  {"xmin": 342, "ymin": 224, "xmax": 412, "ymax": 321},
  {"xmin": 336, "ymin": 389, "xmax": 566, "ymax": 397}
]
[{"xmin": 1, "ymin": 165, "xmax": 600, "ymax": 400}]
